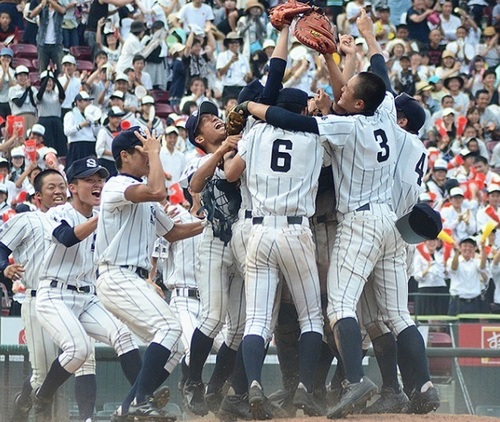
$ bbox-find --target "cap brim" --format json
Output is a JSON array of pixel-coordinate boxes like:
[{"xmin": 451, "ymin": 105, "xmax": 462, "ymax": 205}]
[
  {"xmin": 70, "ymin": 167, "xmax": 109, "ymax": 182},
  {"xmin": 395, "ymin": 213, "xmax": 429, "ymax": 244},
  {"xmin": 194, "ymin": 101, "xmax": 219, "ymax": 133}
]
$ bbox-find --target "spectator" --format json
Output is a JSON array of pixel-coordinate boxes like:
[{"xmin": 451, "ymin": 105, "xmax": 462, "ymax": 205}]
[
  {"xmin": 491, "ymin": 247, "xmax": 500, "ymax": 312},
  {"xmin": 374, "ymin": 5, "xmax": 396, "ymax": 47},
  {"xmin": 443, "ymin": 75, "xmax": 470, "ymax": 114},
  {"xmin": 475, "ymin": 89, "xmax": 500, "ymax": 138},
  {"xmin": 0, "ymin": 47, "xmax": 14, "ymax": 118},
  {"xmin": 159, "ymin": 125, "xmax": 186, "ymax": 185},
  {"xmin": 60, "ymin": 0, "xmax": 79, "ymax": 48},
  {"xmin": 0, "ymin": 182, "xmax": 8, "ymax": 213},
  {"xmin": 481, "ymin": 69, "xmax": 499, "ymax": 105},
  {"xmin": 476, "ymin": 183, "xmax": 500, "ymax": 246},
  {"xmin": 446, "ymin": 26, "xmax": 476, "ymax": 71},
  {"xmin": 426, "ymin": 28, "xmax": 445, "ymax": 67},
  {"xmin": 178, "ymin": 0, "xmax": 214, "ymax": 34},
  {"xmin": 0, "ymin": 11, "xmax": 18, "ymax": 46},
  {"xmin": 30, "ymin": 0, "xmax": 66, "ymax": 75},
  {"xmin": 0, "ymin": 157, "xmax": 17, "ymax": 201},
  {"xmin": 406, "ymin": 0, "xmax": 436, "ymax": 45},
  {"xmin": 448, "ymin": 237, "xmax": 488, "ymax": 316},
  {"xmin": 131, "ymin": 54, "xmax": 152, "ymax": 90},
  {"xmin": 439, "ymin": 1, "xmax": 461, "ymax": 42},
  {"xmin": 431, "ymin": 94, "xmax": 454, "ymax": 123},
  {"xmin": 36, "ymin": 69, "xmax": 66, "ymax": 155},
  {"xmin": 466, "ymin": 55, "xmax": 487, "ymax": 96},
  {"xmin": 426, "ymin": 158, "xmax": 449, "ymax": 205},
  {"xmin": 477, "ymin": 26, "xmax": 500, "ymax": 69},
  {"xmin": 435, "ymin": 51, "xmax": 461, "ymax": 81},
  {"xmin": 236, "ymin": 0, "xmax": 267, "ymax": 59},
  {"xmin": 143, "ymin": 20, "xmax": 168, "ymax": 91},
  {"xmin": 214, "ymin": 0, "xmax": 240, "ymax": 35},
  {"xmin": 169, "ymin": 42, "xmax": 187, "ymax": 107},
  {"xmin": 183, "ymin": 28, "xmax": 216, "ymax": 90},
  {"xmin": 95, "ymin": 106, "xmax": 123, "ymax": 177},
  {"xmin": 394, "ymin": 54, "xmax": 419, "ymax": 96},
  {"xmin": 441, "ymin": 186, "xmax": 477, "ymax": 242},
  {"xmin": 96, "ymin": 18, "xmax": 122, "ymax": 67},
  {"xmin": 345, "ymin": 0, "xmax": 372, "ymax": 38},
  {"xmin": 113, "ymin": 72, "xmax": 139, "ymax": 113},
  {"xmin": 63, "ymin": 91, "xmax": 99, "ymax": 166},
  {"xmin": 58, "ymin": 54, "xmax": 81, "ymax": 117},
  {"xmin": 136, "ymin": 95, "xmax": 164, "ymax": 136},
  {"xmin": 115, "ymin": 20, "xmax": 146, "ymax": 73},
  {"xmin": 8, "ymin": 65, "xmax": 38, "ymax": 137}
]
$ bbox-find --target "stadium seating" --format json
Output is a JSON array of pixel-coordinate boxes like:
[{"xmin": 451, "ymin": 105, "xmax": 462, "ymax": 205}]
[
  {"xmin": 11, "ymin": 43, "xmax": 37, "ymax": 58},
  {"xmin": 69, "ymin": 46, "xmax": 92, "ymax": 61}
]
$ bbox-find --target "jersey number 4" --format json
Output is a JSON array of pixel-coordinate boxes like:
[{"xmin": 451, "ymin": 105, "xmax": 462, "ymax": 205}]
[
  {"xmin": 415, "ymin": 153, "xmax": 426, "ymax": 186},
  {"xmin": 374, "ymin": 129, "xmax": 390, "ymax": 163},
  {"xmin": 271, "ymin": 139, "xmax": 292, "ymax": 173}
]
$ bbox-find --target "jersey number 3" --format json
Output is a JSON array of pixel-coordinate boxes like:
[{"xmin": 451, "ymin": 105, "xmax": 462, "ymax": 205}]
[
  {"xmin": 271, "ymin": 139, "xmax": 292, "ymax": 173},
  {"xmin": 374, "ymin": 129, "xmax": 390, "ymax": 163}
]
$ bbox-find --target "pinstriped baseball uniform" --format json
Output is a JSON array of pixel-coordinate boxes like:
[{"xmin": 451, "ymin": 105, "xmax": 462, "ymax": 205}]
[
  {"xmin": 180, "ymin": 157, "xmax": 246, "ymax": 350},
  {"xmin": 240, "ymin": 122, "xmax": 324, "ymax": 340},
  {"xmin": 95, "ymin": 174, "xmax": 183, "ymax": 352},
  {"xmin": 0, "ymin": 211, "xmax": 96, "ymax": 389},
  {"xmin": 36, "ymin": 203, "xmax": 138, "ymax": 374},
  {"xmin": 359, "ymin": 127, "xmax": 429, "ymax": 339},
  {"xmin": 321, "ymin": 94, "xmax": 413, "ymax": 336}
]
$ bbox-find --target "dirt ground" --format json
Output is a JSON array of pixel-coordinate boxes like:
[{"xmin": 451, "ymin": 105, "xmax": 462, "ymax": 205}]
[{"xmin": 198, "ymin": 415, "xmax": 500, "ymax": 422}]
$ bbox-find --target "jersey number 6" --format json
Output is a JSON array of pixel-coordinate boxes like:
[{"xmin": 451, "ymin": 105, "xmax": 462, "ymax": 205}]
[{"xmin": 271, "ymin": 139, "xmax": 292, "ymax": 173}]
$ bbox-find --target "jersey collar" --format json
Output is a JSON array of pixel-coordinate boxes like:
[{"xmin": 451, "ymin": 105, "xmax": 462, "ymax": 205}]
[{"xmin": 119, "ymin": 172, "xmax": 144, "ymax": 183}]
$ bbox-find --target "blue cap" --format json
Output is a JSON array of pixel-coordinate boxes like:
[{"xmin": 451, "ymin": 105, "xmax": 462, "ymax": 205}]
[
  {"xmin": 237, "ymin": 79, "xmax": 264, "ymax": 103},
  {"xmin": 396, "ymin": 203, "xmax": 443, "ymax": 244},
  {"xmin": 66, "ymin": 157, "xmax": 109, "ymax": 183},
  {"xmin": 186, "ymin": 101, "xmax": 219, "ymax": 147},
  {"xmin": 0, "ymin": 47, "xmax": 13, "ymax": 57},
  {"xmin": 395, "ymin": 93, "xmax": 426, "ymax": 133},
  {"xmin": 276, "ymin": 88, "xmax": 308, "ymax": 108},
  {"xmin": 112, "ymin": 126, "xmax": 144, "ymax": 160}
]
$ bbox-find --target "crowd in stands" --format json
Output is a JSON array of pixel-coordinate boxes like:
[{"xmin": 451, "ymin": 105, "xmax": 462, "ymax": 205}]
[{"xmin": 1, "ymin": 0, "xmax": 500, "ymax": 317}]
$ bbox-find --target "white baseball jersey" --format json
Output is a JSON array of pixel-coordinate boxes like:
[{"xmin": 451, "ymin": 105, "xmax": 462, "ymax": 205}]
[
  {"xmin": 40, "ymin": 203, "xmax": 97, "ymax": 286},
  {"xmin": 95, "ymin": 174, "xmax": 174, "ymax": 271},
  {"xmin": 316, "ymin": 93, "xmax": 398, "ymax": 214},
  {"xmin": 239, "ymin": 124, "xmax": 324, "ymax": 217},
  {"xmin": 0, "ymin": 211, "xmax": 50, "ymax": 289},
  {"xmin": 392, "ymin": 127, "xmax": 429, "ymax": 218}
]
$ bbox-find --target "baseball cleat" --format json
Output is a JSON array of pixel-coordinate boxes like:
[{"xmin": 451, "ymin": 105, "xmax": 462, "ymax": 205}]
[
  {"xmin": 9, "ymin": 391, "xmax": 32, "ymax": 422},
  {"xmin": 183, "ymin": 381, "xmax": 209, "ymax": 416},
  {"xmin": 248, "ymin": 381, "xmax": 272, "ymax": 420},
  {"xmin": 218, "ymin": 393, "xmax": 253, "ymax": 421},
  {"xmin": 267, "ymin": 388, "xmax": 297, "ymax": 417},
  {"xmin": 362, "ymin": 387, "xmax": 409, "ymax": 414},
  {"xmin": 326, "ymin": 377, "xmax": 378, "ymax": 419},
  {"xmin": 205, "ymin": 389, "xmax": 224, "ymax": 414},
  {"xmin": 406, "ymin": 385, "xmax": 440, "ymax": 414},
  {"xmin": 293, "ymin": 382, "xmax": 326, "ymax": 416},
  {"xmin": 127, "ymin": 401, "xmax": 177, "ymax": 421},
  {"xmin": 152, "ymin": 386, "xmax": 170, "ymax": 409},
  {"xmin": 325, "ymin": 385, "xmax": 342, "ymax": 409},
  {"xmin": 33, "ymin": 390, "xmax": 53, "ymax": 422}
]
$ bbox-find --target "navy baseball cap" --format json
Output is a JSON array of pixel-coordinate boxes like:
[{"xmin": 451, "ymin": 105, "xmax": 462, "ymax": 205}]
[
  {"xmin": 276, "ymin": 88, "xmax": 308, "ymax": 109},
  {"xmin": 395, "ymin": 93, "xmax": 426, "ymax": 134},
  {"xmin": 395, "ymin": 203, "xmax": 443, "ymax": 244},
  {"xmin": 112, "ymin": 126, "xmax": 144, "ymax": 160},
  {"xmin": 186, "ymin": 101, "xmax": 219, "ymax": 147},
  {"xmin": 66, "ymin": 157, "xmax": 109, "ymax": 183},
  {"xmin": 238, "ymin": 79, "xmax": 264, "ymax": 103}
]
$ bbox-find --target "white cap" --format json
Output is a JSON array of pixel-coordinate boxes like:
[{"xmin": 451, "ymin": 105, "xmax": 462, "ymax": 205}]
[
  {"xmin": 10, "ymin": 147, "xmax": 24, "ymax": 157},
  {"xmin": 169, "ymin": 42, "xmax": 186, "ymax": 55},
  {"xmin": 488, "ymin": 184, "xmax": 500, "ymax": 194},
  {"xmin": 419, "ymin": 192, "xmax": 432, "ymax": 202},
  {"xmin": 450, "ymin": 187, "xmax": 464, "ymax": 197},
  {"xmin": 262, "ymin": 39, "xmax": 276, "ymax": 49},
  {"xmin": 31, "ymin": 123, "xmax": 45, "ymax": 136},
  {"xmin": 433, "ymin": 158, "xmax": 448, "ymax": 171},
  {"xmin": 43, "ymin": 147, "xmax": 58, "ymax": 158},
  {"xmin": 141, "ymin": 95, "xmax": 155, "ymax": 105},
  {"xmin": 62, "ymin": 54, "xmax": 76, "ymax": 65},
  {"xmin": 114, "ymin": 73, "xmax": 129, "ymax": 83},
  {"xmin": 442, "ymin": 107, "xmax": 456, "ymax": 117},
  {"xmin": 166, "ymin": 126, "xmax": 179, "ymax": 135},
  {"xmin": 15, "ymin": 65, "xmax": 29, "ymax": 75},
  {"xmin": 0, "ymin": 183, "xmax": 7, "ymax": 193}
]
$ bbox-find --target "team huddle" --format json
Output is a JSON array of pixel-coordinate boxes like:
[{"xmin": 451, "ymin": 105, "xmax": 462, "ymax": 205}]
[{"xmin": 1, "ymin": 6, "xmax": 444, "ymax": 422}]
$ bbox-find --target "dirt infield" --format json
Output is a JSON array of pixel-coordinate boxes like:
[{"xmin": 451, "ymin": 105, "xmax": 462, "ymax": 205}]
[{"xmin": 199, "ymin": 415, "xmax": 500, "ymax": 421}]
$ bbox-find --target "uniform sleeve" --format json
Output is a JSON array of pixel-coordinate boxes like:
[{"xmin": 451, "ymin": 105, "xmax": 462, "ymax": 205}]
[
  {"xmin": 154, "ymin": 203, "xmax": 175, "ymax": 237},
  {"xmin": 0, "ymin": 214, "xmax": 27, "ymax": 251},
  {"xmin": 238, "ymin": 137, "xmax": 248, "ymax": 163},
  {"xmin": 315, "ymin": 114, "xmax": 355, "ymax": 148},
  {"xmin": 103, "ymin": 177, "xmax": 139, "ymax": 210}
]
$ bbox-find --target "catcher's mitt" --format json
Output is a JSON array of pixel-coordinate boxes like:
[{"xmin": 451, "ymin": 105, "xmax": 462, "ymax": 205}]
[
  {"xmin": 269, "ymin": 0, "xmax": 312, "ymax": 31},
  {"xmin": 294, "ymin": 7, "xmax": 337, "ymax": 55},
  {"xmin": 225, "ymin": 105, "xmax": 247, "ymax": 136}
]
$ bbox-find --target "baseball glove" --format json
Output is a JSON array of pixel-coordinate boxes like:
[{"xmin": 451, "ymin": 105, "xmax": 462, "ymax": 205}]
[
  {"xmin": 294, "ymin": 7, "xmax": 337, "ymax": 54},
  {"xmin": 269, "ymin": 0, "xmax": 312, "ymax": 31},
  {"xmin": 225, "ymin": 105, "xmax": 247, "ymax": 136}
]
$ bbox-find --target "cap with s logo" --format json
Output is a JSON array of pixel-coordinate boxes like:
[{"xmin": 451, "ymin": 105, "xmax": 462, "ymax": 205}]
[{"xmin": 66, "ymin": 157, "xmax": 109, "ymax": 182}]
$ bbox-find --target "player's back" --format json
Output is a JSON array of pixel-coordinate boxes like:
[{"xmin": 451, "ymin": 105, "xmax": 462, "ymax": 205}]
[
  {"xmin": 242, "ymin": 122, "xmax": 324, "ymax": 217},
  {"xmin": 392, "ymin": 126, "xmax": 428, "ymax": 218}
]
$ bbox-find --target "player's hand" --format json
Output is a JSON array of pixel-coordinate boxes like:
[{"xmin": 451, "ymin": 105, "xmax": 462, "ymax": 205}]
[
  {"xmin": 357, "ymin": 9, "xmax": 373, "ymax": 37},
  {"xmin": 219, "ymin": 134, "xmax": 240, "ymax": 156},
  {"xmin": 314, "ymin": 88, "xmax": 332, "ymax": 115},
  {"xmin": 134, "ymin": 127, "xmax": 161, "ymax": 156},
  {"xmin": 234, "ymin": 100, "xmax": 250, "ymax": 117},
  {"xmin": 4, "ymin": 264, "xmax": 25, "ymax": 281},
  {"xmin": 339, "ymin": 34, "xmax": 356, "ymax": 56}
]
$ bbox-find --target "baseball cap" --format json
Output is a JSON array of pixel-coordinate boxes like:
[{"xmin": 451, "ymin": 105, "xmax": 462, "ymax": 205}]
[
  {"xmin": 112, "ymin": 126, "xmax": 144, "ymax": 160},
  {"xmin": 0, "ymin": 184, "xmax": 7, "ymax": 194},
  {"xmin": 130, "ymin": 20, "xmax": 147, "ymax": 34},
  {"xmin": 433, "ymin": 158, "xmax": 448, "ymax": 171},
  {"xmin": 15, "ymin": 65, "xmax": 29, "ymax": 76},
  {"xmin": 484, "ymin": 26, "xmax": 496, "ymax": 37},
  {"xmin": 395, "ymin": 93, "xmax": 426, "ymax": 133},
  {"xmin": 62, "ymin": 54, "xmax": 76, "ymax": 65},
  {"xmin": 141, "ymin": 95, "xmax": 155, "ymax": 105},
  {"xmin": 10, "ymin": 147, "xmax": 24, "ymax": 157},
  {"xmin": 66, "ymin": 157, "xmax": 109, "ymax": 183},
  {"xmin": 114, "ymin": 73, "xmax": 129, "ymax": 83},
  {"xmin": 441, "ymin": 50, "xmax": 455, "ymax": 59},
  {"xmin": 74, "ymin": 91, "xmax": 94, "ymax": 102},
  {"xmin": 0, "ymin": 47, "xmax": 13, "ymax": 57},
  {"xmin": 276, "ymin": 88, "xmax": 308, "ymax": 109},
  {"xmin": 418, "ymin": 192, "xmax": 432, "ymax": 202},
  {"xmin": 442, "ymin": 107, "xmax": 456, "ymax": 117},
  {"xmin": 110, "ymin": 90, "xmax": 125, "ymax": 100},
  {"xmin": 31, "ymin": 123, "xmax": 45, "ymax": 136},
  {"xmin": 237, "ymin": 79, "xmax": 264, "ymax": 103},
  {"xmin": 108, "ymin": 106, "xmax": 126, "ymax": 117},
  {"xmin": 460, "ymin": 147, "xmax": 476, "ymax": 158},
  {"xmin": 165, "ymin": 126, "xmax": 179, "ymax": 135},
  {"xmin": 488, "ymin": 184, "xmax": 500, "ymax": 194},
  {"xmin": 395, "ymin": 203, "xmax": 443, "ymax": 244},
  {"xmin": 450, "ymin": 187, "xmax": 464, "ymax": 197},
  {"xmin": 428, "ymin": 75, "xmax": 440, "ymax": 84},
  {"xmin": 262, "ymin": 39, "xmax": 276, "ymax": 49},
  {"xmin": 186, "ymin": 101, "xmax": 219, "ymax": 146}
]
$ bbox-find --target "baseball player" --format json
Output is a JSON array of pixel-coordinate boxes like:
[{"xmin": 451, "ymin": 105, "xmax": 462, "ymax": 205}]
[
  {"xmin": 224, "ymin": 88, "xmax": 326, "ymax": 419},
  {"xmin": 94, "ymin": 127, "xmax": 204, "ymax": 420},
  {"xmin": 179, "ymin": 103, "xmax": 246, "ymax": 417},
  {"xmin": 0, "ymin": 169, "xmax": 97, "ymax": 422},
  {"xmin": 33, "ymin": 159, "xmax": 143, "ymax": 422}
]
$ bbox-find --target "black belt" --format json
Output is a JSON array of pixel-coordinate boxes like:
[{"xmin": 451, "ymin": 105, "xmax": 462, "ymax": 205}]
[
  {"xmin": 356, "ymin": 204, "xmax": 370, "ymax": 211},
  {"xmin": 175, "ymin": 288, "xmax": 200, "ymax": 299},
  {"xmin": 120, "ymin": 265, "xmax": 149, "ymax": 279},
  {"xmin": 311, "ymin": 215, "xmax": 327, "ymax": 224},
  {"xmin": 453, "ymin": 295, "xmax": 480, "ymax": 304},
  {"xmin": 30, "ymin": 290, "xmax": 36, "ymax": 297},
  {"xmin": 252, "ymin": 216, "xmax": 303, "ymax": 225},
  {"xmin": 245, "ymin": 210, "xmax": 253, "ymax": 219},
  {"xmin": 50, "ymin": 280, "xmax": 95, "ymax": 294}
]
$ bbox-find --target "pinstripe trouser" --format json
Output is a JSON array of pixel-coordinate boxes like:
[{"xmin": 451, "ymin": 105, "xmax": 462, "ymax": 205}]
[
  {"xmin": 195, "ymin": 226, "xmax": 246, "ymax": 350},
  {"xmin": 327, "ymin": 204, "xmax": 414, "ymax": 337},
  {"xmin": 244, "ymin": 218, "xmax": 323, "ymax": 341},
  {"xmin": 36, "ymin": 280, "xmax": 138, "ymax": 373}
]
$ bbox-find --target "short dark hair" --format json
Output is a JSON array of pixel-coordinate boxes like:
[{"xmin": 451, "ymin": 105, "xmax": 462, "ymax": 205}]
[
  {"xmin": 115, "ymin": 147, "xmax": 137, "ymax": 170},
  {"xmin": 441, "ymin": 94, "xmax": 453, "ymax": 104},
  {"xmin": 133, "ymin": 54, "xmax": 145, "ymax": 64},
  {"xmin": 189, "ymin": 76, "xmax": 205, "ymax": 88},
  {"xmin": 484, "ymin": 69, "xmax": 496, "ymax": 79},
  {"xmin": 474, "ymin": 155, "xmax": 488, "ymax": 165},
  {"xmin": 475, "ymin": 89, "xmax": 490, "ymax": 99},
  {"xmin": 353, "ymin": 72, "xmax": 386, "ymax": 113},
  {"xmin": 181, "ymin": 100, "xmax": 197, "ymax": 116},
  {"xmin": 33, "ymin": 169, "xmax": 64, "ymax": 194}
]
